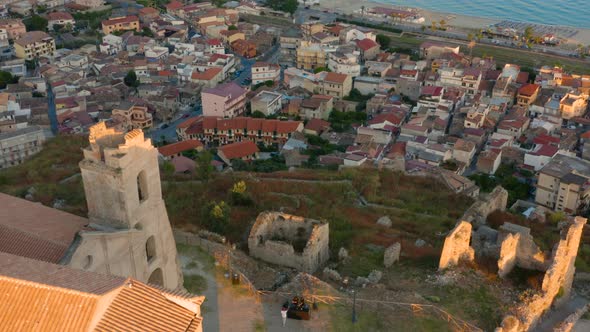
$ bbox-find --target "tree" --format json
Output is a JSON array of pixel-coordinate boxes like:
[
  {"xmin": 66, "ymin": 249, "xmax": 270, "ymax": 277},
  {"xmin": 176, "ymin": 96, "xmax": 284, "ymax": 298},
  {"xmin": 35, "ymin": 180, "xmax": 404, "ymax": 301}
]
[
  {"xmin": 161, "ymin": 161, "xmax": 175, "ymax": 177},
  {"xmin": 439, "ymin": 19, "xmax": 446, "ymax": 30},
  {"xmin": 313, "ymin": 67, "xmax": 331, "ymax": 73},
  {"xmin": 376, "ymin": 34, "xmax": 391, "ymax": 49},
  {"xmin": 228, "ymin": 25, "xmax": 238, "ymax": 31},
  {"xmin": 251, "ymin": 110, "xmax": 266, "ymax": 118},
  {"xmin": 0, "ymin": 71, "xmax": 19, "ymax": 89},
  {"xmin": 524, "ymin": 26, "xmax": 534, "ymax": 44},
  {"xmin": 124, "ymin": 70, "xmax": 139, "ymax": 87},
  {"xmin": 196, "ymin": 151, "xmax": 214, "ymax": 182},
  {"xmin": 266, "ymin": 0, "xmax": 298, "ymax": 15},
  {"xmin": 201, "ymin": 201, "xmax": 230, "ymax": 233},
  {"xmin": 24, "ymin": 15, "xmax": 48, "ymax": 32}
]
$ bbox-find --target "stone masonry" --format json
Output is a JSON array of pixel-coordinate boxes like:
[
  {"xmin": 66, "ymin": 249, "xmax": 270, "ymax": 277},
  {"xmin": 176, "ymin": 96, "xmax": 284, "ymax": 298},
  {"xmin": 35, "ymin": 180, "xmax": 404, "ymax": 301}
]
[
  {"xmin": 439, "ymin": 221, "xmax": 475, "ymax": 269},
  {"xmin": 248, "ymin": 212, "xmax": 329, "ymax": 273},
  {"xmin": 462, "ymin": 186, "xmax": 508, "ymax": 226},
  {"xmin": 62, "ymin": 122, "xmax": 183, "ymax": 290}
]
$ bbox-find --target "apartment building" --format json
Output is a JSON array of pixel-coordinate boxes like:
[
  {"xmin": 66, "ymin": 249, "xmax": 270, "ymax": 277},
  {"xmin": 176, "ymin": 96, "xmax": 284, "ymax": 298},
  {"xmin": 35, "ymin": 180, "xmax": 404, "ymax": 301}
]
[
  {"xmin": 0, "ymin": 126, "xmax": 48, "ymax": 169},
  {"xmin": 201, "ymin": 82, "xmax": 247, "ymax": 118},
  {"xmin": 250, "ymin": 91, "xmax": 283, "ymax": 116},
  {"xmin": 296, "ymin": 41, "xmax": 326, "ymax": 71},
  {"xmin": 47, "ymin": 12, "xmax": 75, "ymax": 31},
  {"xmin": 517, "ymin": 83, "xmax": 541, "ymax": 107},
  {"xmin": 14, "ymin": 32, "xmax": 56, "ymax": 60},
  {"xmin": 101, "ymin": 16, "xmax": 140, "ymax": 35},
  {"xmin": 535, "ymin": 154, "xmax": 590, "ymax": 214},
  {"xmin": 111, "ymin": 101, "xmax": 153, "ymax": 130},
  {"xmin": 251, "ymin": 62, "xmax": 280, "ymax": 85},
  {"xmin": 317, "ymin": 72, "xmax": 352, "ymax": 99},
  {"xmin": 560, "ymin": 92, "xmax": 588, "ymax": 119},
  {"xmin": 0, "ymin": 19, "xmax": 26, "ymax": 40}
]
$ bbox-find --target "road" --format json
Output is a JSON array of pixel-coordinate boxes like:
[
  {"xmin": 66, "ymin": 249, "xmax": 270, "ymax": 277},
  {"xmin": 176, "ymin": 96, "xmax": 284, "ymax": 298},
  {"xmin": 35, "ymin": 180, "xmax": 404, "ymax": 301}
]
[{"xmin": 147, "ymin": 104, "xmax": 202, "ymax": 145}]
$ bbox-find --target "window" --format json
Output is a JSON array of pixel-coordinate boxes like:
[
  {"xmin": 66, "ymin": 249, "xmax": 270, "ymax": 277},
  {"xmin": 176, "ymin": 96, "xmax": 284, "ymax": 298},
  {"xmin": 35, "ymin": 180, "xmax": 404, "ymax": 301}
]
[
  {"xmin": 137, "ymin": 170, "xmax": 148, "ymax": 203},
  {"xmin": 146, "ymin": 236, "xmax": 156, "ymax": 263}
]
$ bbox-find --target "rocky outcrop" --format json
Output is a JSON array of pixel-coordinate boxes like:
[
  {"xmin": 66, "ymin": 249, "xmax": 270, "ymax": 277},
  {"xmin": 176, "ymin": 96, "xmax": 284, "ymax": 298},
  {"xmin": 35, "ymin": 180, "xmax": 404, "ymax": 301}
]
[{"xmin": 384, "ymin": 242, "xmax": 401, "ymax": 268}]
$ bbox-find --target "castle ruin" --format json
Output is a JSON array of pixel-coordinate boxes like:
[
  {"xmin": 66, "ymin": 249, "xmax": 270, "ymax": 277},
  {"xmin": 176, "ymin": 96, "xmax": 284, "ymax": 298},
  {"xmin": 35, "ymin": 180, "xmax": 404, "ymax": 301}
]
[{"xmin": 248, "ymin": 212, "xmax": 329, "ymax": 273}]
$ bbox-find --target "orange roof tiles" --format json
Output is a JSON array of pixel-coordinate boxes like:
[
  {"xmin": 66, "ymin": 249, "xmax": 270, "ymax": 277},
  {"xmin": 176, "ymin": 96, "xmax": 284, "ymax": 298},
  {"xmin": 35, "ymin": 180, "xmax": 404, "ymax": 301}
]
[
  {"xmin": 518, "ymin": 83, "xmax": 540, "ymax": 96},
  {"xmin": 323, "ymin": 72, "xmax": 348, "ymax": 84},
  {"xmin": 0, "ymin": 275, "xmax": 99, "ymax": 332},
  {"xmin": 219, "ymin": 140, "xmax": 259, "ymax": 160},
  {"xmin": 158, "ymin": 140, "xmax": 203, "ymax": 157},
  {"xmin": 191, "ymin": 67, "xmax": 222, "ymax": 81},
  {"xmin": 102, "ymin": 15, "xmax": 139, "ymax": 27}
]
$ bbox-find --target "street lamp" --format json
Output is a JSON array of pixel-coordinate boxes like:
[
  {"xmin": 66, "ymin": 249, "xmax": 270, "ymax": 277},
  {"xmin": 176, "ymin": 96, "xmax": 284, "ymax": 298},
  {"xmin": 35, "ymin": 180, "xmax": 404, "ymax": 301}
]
[{"xmin": 351, "ymin": 289, "xmax": 357, "ymax": 323}]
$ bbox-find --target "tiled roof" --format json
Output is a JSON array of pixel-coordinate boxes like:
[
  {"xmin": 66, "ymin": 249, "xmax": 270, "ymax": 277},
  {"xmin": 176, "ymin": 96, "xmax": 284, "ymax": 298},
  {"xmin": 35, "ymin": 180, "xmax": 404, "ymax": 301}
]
[
  {"xmin": 166, "ymin": 0, "xmax": 184, "ymax": 10},
  {"xmin": 47, "ymin": 12, "xmax": 74, "ymax": 21},
  {"xmin": 454, "ymin": 138, "xmax": 475, "ymax": 152},
  {"xmin": 0, "ymin": 193, "xmax": 87, "ymax": 262},
  {"xmin": 304, "ymin": 118, "xmax": 330, "ymax": 133},
  {"xmin": 518, "ymin": 83, "xmax": 540, "ymax": 96},
  {"xmin": 202, "ymin": 82, "xmax": 246, "ymax": 100},
  {"xmin": 219, "ymin": 140, "xmax": 259, "ymax": 159},
  {"xmin": 15, "ymin": 31, "xmax": 52, "ymax": 47},
  {"xmin": 356, "ymin": 38, "xmax": 379, "ymax": 51},
  {"xmin": 323, "ymin": 72, "xmax": 348, "ymax": 84},
  {"xmin": 191, "ymin": 67, "xmax": 222, "ymax": 80},
  {"xmin": 102, "ymin": 16, "xmax": 139, "ymax": 27},
  {"xmin": 158, "ymin": 140, "xmax": 203, "ymax": 157}
]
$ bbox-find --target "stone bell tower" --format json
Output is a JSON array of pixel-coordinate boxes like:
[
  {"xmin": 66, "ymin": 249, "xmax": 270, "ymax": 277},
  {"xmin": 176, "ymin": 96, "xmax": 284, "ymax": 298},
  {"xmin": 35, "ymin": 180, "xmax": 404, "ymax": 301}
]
[{"xmin": 67, "ymin": 122, "xmax": 182, "ymax": 290}]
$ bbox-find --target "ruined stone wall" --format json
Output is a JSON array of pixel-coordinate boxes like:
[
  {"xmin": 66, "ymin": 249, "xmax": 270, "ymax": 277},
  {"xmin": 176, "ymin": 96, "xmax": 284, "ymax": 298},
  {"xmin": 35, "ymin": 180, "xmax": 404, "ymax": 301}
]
[
  {"xmin": 496, "ymin": 217, "xmax": 588, "ymax": 332},
  {"xmin": 497, "ymin": 223, "xmax": 547, "ymax": 274},
  {"xmin": 497, "ymin": 233, "xmax": 520, "ymax": 278},
  {"xmin": 439, "ymin": 221, "xmax": 475, "ymax": 269},
  {"xmin": 248, "ymin": 212, "xmax": 329, "ymax": 273},
  {"xmin": 462, "ymin": 186, "xmax": 508, "ymax": 226}
]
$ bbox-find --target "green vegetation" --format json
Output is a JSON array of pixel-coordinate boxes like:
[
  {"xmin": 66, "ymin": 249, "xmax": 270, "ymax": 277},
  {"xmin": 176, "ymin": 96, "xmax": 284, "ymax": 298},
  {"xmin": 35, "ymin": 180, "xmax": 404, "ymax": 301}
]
[
  {"xmin": 184, "ymin": 274, "xmax": 208, "ymax": 293},
  {"xmin": 232, "ymin": 155, "xmax": 288, "ymax": 173},
  {"xmin": 469, "ymin": 164, "xmax": 531, "ymax": 206},
  {"xmin": 137, "ymin": 0, "xmax": 169, "ymax": 9},
  {"xmin": 73, "ymin": 9, "xmax": 112, "ymax": 30},
  {"xmin": 252, "ymin": 80, "xmax": 274, "ymax": 90},
  {"xmin": 0, "ymin": 71, "xmax": 20, "ymax": 89},
  {"xmin": 23, "ymin": 15, "xmax": 48, "ymax": 32},
  {"xmin": 124, "ymin": 70, "xmax": 140, "ymax": 87},
  {"xmin": 313, "ymin": 66, "xmax": 331, "ymax": 73},
  {"xmin": 376, "ymin": 34, "xmax": 391, "ymax": 49},
  {"xmin": 196, "ymin": 151, "xmax": 214, "ymax": 182},
  {"xmin": 265, "ymin": 0, "xmax": 298, "ymax": 15},
  {"xmin": 328, "ymin": 110, "xmax": 367, "ymax": 132},
  {"xmin": 343, "ymin": 88, "xmax": 374, "ymax": 112}
]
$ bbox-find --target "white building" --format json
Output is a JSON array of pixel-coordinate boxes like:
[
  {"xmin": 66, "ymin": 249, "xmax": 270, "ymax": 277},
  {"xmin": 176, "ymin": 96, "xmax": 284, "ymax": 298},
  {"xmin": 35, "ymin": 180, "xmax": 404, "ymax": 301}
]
[{"xmin": 251, "ymin": 62, "xmax": 280, "ymax": 85}]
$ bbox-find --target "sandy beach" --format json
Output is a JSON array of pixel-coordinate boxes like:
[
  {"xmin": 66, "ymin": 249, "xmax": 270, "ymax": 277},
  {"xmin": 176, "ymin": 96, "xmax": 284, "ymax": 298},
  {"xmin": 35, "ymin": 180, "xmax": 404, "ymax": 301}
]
[{"xmin": 316, "ymin": 0, "xmax": 590, "ymax": 44}]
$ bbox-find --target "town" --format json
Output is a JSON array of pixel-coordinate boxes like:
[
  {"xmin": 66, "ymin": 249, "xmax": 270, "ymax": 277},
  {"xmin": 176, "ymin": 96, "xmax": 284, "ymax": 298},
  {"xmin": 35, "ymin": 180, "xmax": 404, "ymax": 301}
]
[{"xmin": 0, "ymin": 0, "xmax": 590, "ymax": 331}]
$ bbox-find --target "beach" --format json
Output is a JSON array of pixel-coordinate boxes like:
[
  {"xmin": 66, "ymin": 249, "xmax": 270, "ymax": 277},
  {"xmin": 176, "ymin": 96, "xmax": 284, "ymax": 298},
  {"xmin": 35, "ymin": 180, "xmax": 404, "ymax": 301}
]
[{"xmin": 316, "ymin": 0, "xmax": 590, "ymax": 45}]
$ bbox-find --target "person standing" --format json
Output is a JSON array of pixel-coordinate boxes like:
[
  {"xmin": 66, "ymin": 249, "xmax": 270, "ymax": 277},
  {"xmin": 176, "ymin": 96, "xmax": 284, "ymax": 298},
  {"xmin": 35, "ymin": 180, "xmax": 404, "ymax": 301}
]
[{"xmin": 281, "ymin": 305, "xmax": 288, "ymax": 327}]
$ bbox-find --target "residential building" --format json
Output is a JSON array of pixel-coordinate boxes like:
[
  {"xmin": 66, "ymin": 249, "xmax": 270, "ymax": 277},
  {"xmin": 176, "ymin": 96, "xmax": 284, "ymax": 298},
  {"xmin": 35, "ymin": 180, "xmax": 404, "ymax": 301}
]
[
  {"xmin": 231, "ymin": 39, "xmax": 256, "ymax": 58},
  {"xmin": 111, "ymin": 101, "xmax": 153, "ymax": 130},
  {"xmin": 73, "ymin": 0, "xmax": 105, "ymax": 8},
  {"xmin": 176, "ymin": 116, "xmax": 303, "ymax": 146},
  {"xmin": 535, "ymin": 154, "xmax": 590, "ymax": 213},
  {"xmin": 560, "ymin": 92, "xmax": 588, "ymax": 119},
  {"xmin": 14, "ymin": 32, "xmax": 55, "ymax": 60},
  {"xmin": 139, "ymin": 6, "xmax": 160, "ymax": 22},
  {"xmin": 201, "ymin": 82, "xmax": 248, "ymax": 118},
  {"xmin": 47, "ymin": 12, "xmax": 75, "ymax": 31},
  {"xmin": 476, "ymin": 149, "xmax": 502, "ymax": 174},
  {"xmin": 0, "ymin": 20, "xmax": 26, "ymax": 40},
  {"xmin": 158, "ymin": 140, "xmax": 204, "ymax": 160},
  {"xmin": 452, "ymin": 139, "xmax": 476, "ymax": 165},
  {"xmin": 327, "ymin": 51, "xmax": 361, "ymax": 77},
  {"xmin": 0, "ymin": 126, "xmax": 48, "ymax": 169},
  {"xmin": 524, "ymin": 144, "xmax": 559, "ymax": 171},
  {"xmin": 304, "ymin": 118, "xmax": 331, "ymax": 136},
  {"xmin": 356, "ymin": 38, "xmax": 380, "ymax": 61},
  {"xmin": 299, "ymin": 95, "xmax": 333, "ymax": 120},
  {"xmin": 279, "ymin": 28, "xmax": 302, "ymax": 63},
  {"xmin": 206, "ymin": 38, "xmax": 225, "ymax": 54},
  {"xmin": 250, "ymin": 90, "xmax": 283, "ymax": 116},
  {"xmin": 517, "ymin": 83, "xmax": 541, "ymax": 107},
  {"xmin": 190, "ymin": 67, "xmax": 223, "ymax": 88},
  {"xmin": 101, "ymin": 16, "xmax": 140, "ymax": 35},
  {"xmin": 251, "ymin": 62, "xmax": 280, "ymax": 85},
  {"xmin": 317, "ymin": 72, "xmax": 352, "ymax": 99},
  {"xmin": 296, "ymin": 41, "xmax": 326, "ymax": 71},
  {"xmin": 218, "ymin": 140, "xmax": 259, "ymax": 165}
]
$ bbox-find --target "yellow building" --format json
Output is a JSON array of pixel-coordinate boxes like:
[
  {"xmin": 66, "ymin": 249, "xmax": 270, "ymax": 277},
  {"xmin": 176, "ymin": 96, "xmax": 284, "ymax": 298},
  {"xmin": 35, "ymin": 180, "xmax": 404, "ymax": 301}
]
[
  {"xmin": 14, "ymin": 31, "xmax": 55, "ymax": 60},
  {"xmin": 296, "ymin": 41, "xmax": 326, "ymax": 71},
  {"xmin": 101, "ymin": 15, "xmax": 140, "ymax": 35},
  {"xmin": 317, "ymin": 72, "xmax": 352, "ymax": 99}
]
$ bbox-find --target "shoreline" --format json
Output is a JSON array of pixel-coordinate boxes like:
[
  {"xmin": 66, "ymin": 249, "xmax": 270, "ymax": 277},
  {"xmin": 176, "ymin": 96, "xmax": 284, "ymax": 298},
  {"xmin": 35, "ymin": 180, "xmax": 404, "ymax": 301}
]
[{"xmin": 316, "ymin": 0, "xmax": 590, "ymax": 45}]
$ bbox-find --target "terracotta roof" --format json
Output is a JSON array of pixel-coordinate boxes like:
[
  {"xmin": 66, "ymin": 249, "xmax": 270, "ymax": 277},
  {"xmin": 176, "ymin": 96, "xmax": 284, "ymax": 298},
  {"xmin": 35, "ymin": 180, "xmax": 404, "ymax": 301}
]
[
  {"xmin": 356, "ymin": 38, "xmax": 379, "ymax": 51},
  {"xmin": 518, "ymin": 83, "xmax": 540, "ymax": 96},
  {"xmin": 47, "ymin": 12, "xmax": 74, "ymax": 21},
  {"xmin": 454, "ymin": 139, "xmax": 475, "ymax": 152},
  {"xmin": 0, "ymin": 193, "xmax": 87, "ymax": 262},
  {"xmin": 219, "ymin": 140, "xmax": 259, "ymax": 159},
  {"xmin": 102, "ymin": 16, "xmax": 139, "ymax": 27},
  {"xmin": 139, "ymin": 7, "xmax": 159, "ymax": 15},
  {"xmin": 15, "ymin": 31, "xmax": 52, "ymax": 47},
  {"xmin": 532, "ymin": 144, "xmax": 558, "ymax": 157},
  {"xmin": 191, "ymin": 67, "xmax": 222, "ymax": 80},
  {"xmin": 158, "ymin": 140, "xmax": 203, "ymax": 157},
  {"xmin": 323, "ymin": 72, "xmax": 348, "ymax": 84},
  {"xmin": 166, "ymin": 0, "xmax": 184, "ymax": 10},
  {"xmin": 0, "ymin": 275, "xmax": 98, "ymax": 332},
  {"xmin": 206, "ymin": 38, "xmax": 223, "ymax": 46},
  {"xmin": 304, "ymin": 118, "xmax": 330, "ymax": 133}
]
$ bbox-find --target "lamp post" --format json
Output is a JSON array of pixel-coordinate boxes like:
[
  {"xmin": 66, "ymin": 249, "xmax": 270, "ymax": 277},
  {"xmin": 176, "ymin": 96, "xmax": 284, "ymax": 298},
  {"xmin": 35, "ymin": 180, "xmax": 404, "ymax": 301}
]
[{"xmin": 351, "ymin": 289, "xmax": 357, "ymax": 323}]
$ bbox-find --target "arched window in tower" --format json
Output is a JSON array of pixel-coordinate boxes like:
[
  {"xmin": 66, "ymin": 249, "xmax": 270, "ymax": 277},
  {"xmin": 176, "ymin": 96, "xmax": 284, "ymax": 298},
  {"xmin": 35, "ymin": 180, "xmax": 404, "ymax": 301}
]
[
  {"xmin": 137, "ymin": 170, "xmax": 148, "ymax": 203},
  {"xmin": 146, "ymin": 235, "xmax": 156, "ymax": 263}
]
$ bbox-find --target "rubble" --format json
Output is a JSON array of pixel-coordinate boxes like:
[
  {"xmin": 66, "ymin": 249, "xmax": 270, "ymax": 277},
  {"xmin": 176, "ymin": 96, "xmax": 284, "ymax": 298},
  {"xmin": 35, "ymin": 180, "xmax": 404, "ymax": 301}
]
[
  {"xmin": 383, "ymin": 242, "xmax": 401, "ymax": 267},
  {"xmin": 367, "ymin": 270, "xmax": 383, "ymax": 284},
  {"xmin": 376, "ymin": 216, "xmax": 392, "ymax": 227},
  {"xmin": 338, "ymin": 247, "xmax": 349, "ymax": 262},
  {"xmin": 322, "ymin": 267, "xmax": 342, "ymax": 282}
]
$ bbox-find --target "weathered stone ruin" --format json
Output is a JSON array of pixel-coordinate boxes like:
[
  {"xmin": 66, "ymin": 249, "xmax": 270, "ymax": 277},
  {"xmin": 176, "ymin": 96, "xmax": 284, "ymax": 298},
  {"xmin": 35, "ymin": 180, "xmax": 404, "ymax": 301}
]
[
  {"xmin": 496, "ymin": 217, "xmax": 587, "ymax": 331},
  {"xmin": 439, "ymin": 221, "xmax": 475, "ymax": 269},
  {"xmin": 384, "ymin": 242, "xmax": 401, "ymax": 268},
  {"xmin": 462, "ymin": 186, "xmax": 508, "ymax": 226},
  {"xmin": 439, "ymin": 211, "xmax": 588, "ymax": 331},
  {"xmin": 248, "ymin": 212, "xmax": 329, "ymax": 273}
]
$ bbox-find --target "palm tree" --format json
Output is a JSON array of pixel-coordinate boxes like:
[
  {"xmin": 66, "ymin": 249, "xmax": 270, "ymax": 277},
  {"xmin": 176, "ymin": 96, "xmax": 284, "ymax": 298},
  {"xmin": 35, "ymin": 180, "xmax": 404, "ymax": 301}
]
[
  {"xmin": 430, "ymin": 22, "xmax": 437, "ymax": 31},
  {"xmin": 439, "ymin": 19, "xmax": 446, "ymax": 30},
  {"xmin": 468, "ymin": 40, "xmax": 476, "ymax": 59}
]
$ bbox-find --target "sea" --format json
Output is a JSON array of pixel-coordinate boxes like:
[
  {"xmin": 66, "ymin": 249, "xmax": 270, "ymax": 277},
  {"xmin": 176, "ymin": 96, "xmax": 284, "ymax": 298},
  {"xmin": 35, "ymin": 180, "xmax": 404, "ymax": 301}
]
[{"xmin": 375, "ymin": 0, "xmax": 590, "ymax": 29}]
